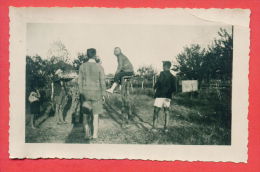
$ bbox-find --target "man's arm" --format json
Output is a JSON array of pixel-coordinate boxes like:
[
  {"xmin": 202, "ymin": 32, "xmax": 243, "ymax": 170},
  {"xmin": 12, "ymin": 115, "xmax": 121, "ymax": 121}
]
[
  {"xmin": 154, "ymin": 72, "xmax": 163, "ymax": 89},
  {"xmin": 78, "ymin": 66, "xmax": 83, "ymax": 94},
  {"xmin": 172, "ymin": 76, "xmax": 177, "ymax": 93},
  {"xmin": 99, "ymin": 65, "xmax": 106, "ymax": 97},
  {"xmin": 115, "ymin": 56, "xmax": 123, "ymax": 74},
  {"xmin": 51, "ymin": 82, "xmax": 54, "ymax": 101},
  {"xmin": 61, "ymin": 81, "xmax": 68, "ymax": 95}
]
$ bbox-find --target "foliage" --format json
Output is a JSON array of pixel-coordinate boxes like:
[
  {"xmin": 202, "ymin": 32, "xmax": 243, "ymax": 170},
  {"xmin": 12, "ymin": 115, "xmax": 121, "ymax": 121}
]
[
  {"xmin": 204, "ymin": 28, "xmax": 233, "ymax": 81},
  {"xmin": 26, "ymin": 55, "xmax": 74, "ymax": 93},
  {"xmin": 136, "ymin": 65, "xmax": 157, "ymax": 80},
  {"xmin": 173, "ymin": 28, "xmax": 233, "ymax": 82},
  {"xmin": 72, "ymin": 53, "xmax": 88, "ymax": 70},
  {"xmin": 173, "ymin": 44, "xmax": 205, "ymax": 81},
  {"xmin": 47, "ymin": 40, "xmax": 70, "ymax": 63}
]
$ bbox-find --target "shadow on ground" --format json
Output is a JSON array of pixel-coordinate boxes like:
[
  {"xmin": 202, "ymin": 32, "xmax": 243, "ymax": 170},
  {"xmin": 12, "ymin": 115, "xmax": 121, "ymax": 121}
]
[{"xmin": 65, "ymin": 123, "xmax": 90, "ymax": 143}]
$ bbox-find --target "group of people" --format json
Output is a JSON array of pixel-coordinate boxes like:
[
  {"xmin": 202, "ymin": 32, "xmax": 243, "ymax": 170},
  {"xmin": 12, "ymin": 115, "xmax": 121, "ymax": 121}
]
[{"xmin": 28, "ymin": 47, "xmax": 176, "ymax": 140}]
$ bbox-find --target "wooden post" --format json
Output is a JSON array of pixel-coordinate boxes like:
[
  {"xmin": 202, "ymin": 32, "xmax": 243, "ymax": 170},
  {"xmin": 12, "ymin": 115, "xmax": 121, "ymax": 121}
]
[{"xmin": 152, "ymin": 75, "xmax": 155, "ymax": 87}]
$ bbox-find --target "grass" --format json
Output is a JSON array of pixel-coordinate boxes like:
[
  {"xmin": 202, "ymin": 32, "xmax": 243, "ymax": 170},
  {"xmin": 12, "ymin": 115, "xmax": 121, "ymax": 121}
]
[
  {"xmin": 26, "ymin": 85, "xmax": 231, "ymax": 145},
  {"xmin": 107, "ymin": 87, "xmax": 231, "ymax": 145}
]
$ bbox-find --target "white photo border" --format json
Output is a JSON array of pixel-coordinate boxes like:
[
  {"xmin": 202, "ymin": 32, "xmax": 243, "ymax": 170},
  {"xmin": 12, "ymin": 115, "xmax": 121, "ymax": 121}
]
[{"xmin": 9, "ymin": 7, "xmax": 250, "ymax": 162}]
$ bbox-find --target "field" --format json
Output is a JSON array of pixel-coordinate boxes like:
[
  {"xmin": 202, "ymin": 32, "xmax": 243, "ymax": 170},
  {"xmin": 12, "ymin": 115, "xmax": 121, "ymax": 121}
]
[{"xmin": 25, "ymin": 84, "xmax": 231, "ymax": 145}]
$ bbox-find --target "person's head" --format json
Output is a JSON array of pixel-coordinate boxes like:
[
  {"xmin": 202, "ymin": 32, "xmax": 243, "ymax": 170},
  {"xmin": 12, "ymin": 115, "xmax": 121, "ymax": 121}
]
[
  {"xmin": 30, "ymin": 81, "xmax": 40, "ymax": 91},
  {"xmin": 163, "ymin": 61, "xmax": 171, "ymax": 71},
  {"xmin": 55, "ymin": 69, "xmax": 63, "ymax": 77},
  {"xmin": 114, "ymin": 47, "xmax": 122, "ymax": 56},
  {"xmin": 87, "ymin": 48, "xmax": 97, "ymax": 59},
  {"xmin": 95, "ymin": 56, "xmax": 101, "ymax": 63}
]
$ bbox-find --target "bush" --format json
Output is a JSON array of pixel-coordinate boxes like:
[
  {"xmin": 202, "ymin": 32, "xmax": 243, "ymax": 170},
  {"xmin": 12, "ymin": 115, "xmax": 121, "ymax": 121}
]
[
  {"xmin": 132, "ymin": 88, "xmax": 154, "ymax": 97},
  {"xmin": 173, "ymin": 87, "xmax": 231, "ymax": 129}
]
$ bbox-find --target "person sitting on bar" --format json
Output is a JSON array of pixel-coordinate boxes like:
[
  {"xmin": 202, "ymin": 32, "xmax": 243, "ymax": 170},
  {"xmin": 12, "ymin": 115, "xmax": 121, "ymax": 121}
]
[{"xmin": 106, "ymin": 47, "xmax": 134, "ymax": 93}]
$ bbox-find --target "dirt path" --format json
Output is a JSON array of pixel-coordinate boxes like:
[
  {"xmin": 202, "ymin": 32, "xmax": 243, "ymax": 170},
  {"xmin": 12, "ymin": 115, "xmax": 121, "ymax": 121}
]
[
  {"xmin": 26, "ymin": 94, "xmax": 230, "ymax": 145},
  {"xmin": 26, "ymin": 100, "xmax": 159, "ymax": 144}
]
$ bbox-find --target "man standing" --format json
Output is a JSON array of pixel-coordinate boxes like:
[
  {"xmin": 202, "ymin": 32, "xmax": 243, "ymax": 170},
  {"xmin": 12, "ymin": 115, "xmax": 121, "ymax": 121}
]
[
  {"xmin": 78, "ymin": 48, "xmax": 106, "ymax": 139},
  {"xmin": 106, "ymin": 47, "xmax": 134, "ymax": 93},
  {"xmin": 153, "ymin": 61, "xmax": 176, "ymax": 132}
]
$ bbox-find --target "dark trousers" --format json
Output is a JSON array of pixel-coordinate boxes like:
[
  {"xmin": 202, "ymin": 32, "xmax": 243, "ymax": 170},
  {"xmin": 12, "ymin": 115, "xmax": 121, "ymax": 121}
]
[{"xmin": 114, "ymin": 71, "xmax": 134, "ymax": 84}]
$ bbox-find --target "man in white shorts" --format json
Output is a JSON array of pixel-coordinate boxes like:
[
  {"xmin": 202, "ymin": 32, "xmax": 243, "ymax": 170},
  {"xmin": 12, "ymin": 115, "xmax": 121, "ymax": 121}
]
[{"xmin": 153, "ymin": 61, "xmax": 176, "ymax": 132}]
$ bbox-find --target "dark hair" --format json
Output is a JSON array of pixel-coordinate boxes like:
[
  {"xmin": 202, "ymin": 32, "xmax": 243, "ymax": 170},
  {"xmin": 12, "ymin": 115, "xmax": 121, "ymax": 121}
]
[
  {"xmin": 163, "ymin": 61, "xmax": 171, "ymax": 68},
  {"xmin": 87, "ymin": 48, "xmax": 96, "ymax": 59}
]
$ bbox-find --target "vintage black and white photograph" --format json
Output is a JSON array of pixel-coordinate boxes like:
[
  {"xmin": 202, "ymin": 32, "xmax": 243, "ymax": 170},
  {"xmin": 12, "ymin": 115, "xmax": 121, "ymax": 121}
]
[
  {"xmin": 25, "ymin": 23, "xmax": 233, "ymax": 145},
  {"xmin": 9, "ymin": 8, "xmax": 249, "ymax": 161}
]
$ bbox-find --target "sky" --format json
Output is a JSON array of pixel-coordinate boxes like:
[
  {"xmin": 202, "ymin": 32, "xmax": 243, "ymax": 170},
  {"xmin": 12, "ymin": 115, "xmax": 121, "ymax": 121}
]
[{"xmin": 26, "ymin": 23, "xmax": 232, "ymax": 74}]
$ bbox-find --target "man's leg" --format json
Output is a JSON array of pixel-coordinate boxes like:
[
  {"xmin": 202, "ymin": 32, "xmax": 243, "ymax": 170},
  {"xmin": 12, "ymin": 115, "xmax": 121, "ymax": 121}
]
[
  {"xmin": 30, "ymin": 114, "xmax": 36, "ymax": 129},
  {"xmin": 106, "ymin": 71, "xmax": 133, "ymax": 93},
  {"xmin": 55, "ymin": 104, "xmax": 61, "ymax": 124},
  {"xmin": 82, "ymin": 101, "xmax": 93, "ymax": 139},
  {"xmin": 106, "ymin": 72, "xmax": 121, "ymax": 93},
  {"xmin": 92, "ymin": 114, "xmax": 99, "ymax": 139},
  {"xmin": 163, "ymin": 107, "xmax": 170, "ymax": 132},
  {"xmin": 82, "ymin": 113, "xmax": 91, "ymax": 138},
  {"xmin": 58, "ymin": 105, "xmax": 64, "ymax": 123},
  {"xmin": 153, "ymin": 107, "xmax": 160, "ymax": 129}
]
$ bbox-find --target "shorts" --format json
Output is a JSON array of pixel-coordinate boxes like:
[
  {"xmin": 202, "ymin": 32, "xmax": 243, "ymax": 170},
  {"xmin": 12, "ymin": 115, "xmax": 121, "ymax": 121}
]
[
  {"xmin": 81, "ymin": 100, "xmax": 103, "ymax": 114},
  {"xmin": 154, "ymin": 98, "xmax": 171, "ymax": 108},
  {"xmin": 54, "ymin": 94, "xmax": 66, "ymax": 106},
  {"xmin": 30, "ymin": 101, "xmax": 40, "ymax": 114}
]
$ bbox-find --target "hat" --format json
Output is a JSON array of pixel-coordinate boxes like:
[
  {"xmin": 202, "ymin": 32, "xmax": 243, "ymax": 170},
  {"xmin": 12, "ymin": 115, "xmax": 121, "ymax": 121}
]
[
  {"xmin": 87, "ymin": 48, "xmax": 96, "ymax": 58},
  {"xmin": 55, "ymin": 69, "xmax": 63, "ymax": 75},
  {"xmin": 162, "ymin": 61, "xmax": 171, "ymax": 67}
]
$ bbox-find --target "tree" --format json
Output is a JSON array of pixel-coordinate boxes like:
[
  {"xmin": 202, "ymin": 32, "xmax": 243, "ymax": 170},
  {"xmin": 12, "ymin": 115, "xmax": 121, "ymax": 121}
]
[
  {"xmin": 136, "ymin": 65, "xmax": 157, "ymax": 88},
  {"xmin": 72, "ymin": 53, "xmax": 88, "ymax": 70},
  {"xmin": 173, "ymin": 28, "xmax": 233, "ymax": 83},
  {"xmin": 26, "ymin": 54, "xmax": 75, "ymax": 92},
  {"xmin": 137, "ymin": 65, "xmax": 157, "ymax": 81},
  {"xmin": 173, "ymin": 44, "xmax": 205, "ymax": 82},
  {"xmin": 26, "ymin": 55, "xmax": 50, "ymax": 90},
  {"xmin": 204, "ymin": 28, "xmax": 233, "ymax": 81},
  {"xmin": 47, "ymin": 40, "xmax": 70, "ymax": 63}
]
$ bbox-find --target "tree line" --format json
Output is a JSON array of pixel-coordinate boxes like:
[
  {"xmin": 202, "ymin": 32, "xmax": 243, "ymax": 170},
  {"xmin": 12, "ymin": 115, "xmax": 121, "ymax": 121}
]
[
  {"xmin": 26, "ymin": 28, "xmax": 232, "ymax": 92},
  {"xmin": 173, "ymin": 28, "xmax": 233, "ymax": 84}
]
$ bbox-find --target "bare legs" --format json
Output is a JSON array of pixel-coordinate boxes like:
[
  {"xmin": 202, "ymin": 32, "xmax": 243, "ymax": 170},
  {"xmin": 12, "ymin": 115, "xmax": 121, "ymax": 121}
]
[
  {"xmin": 153, "ymin": 107, "xmax": 160, "ymax": 129},
  {"xmin": 106, "ymin": 82, "xmax": 118, "ymax": 93},
  {"xmin": 92, "ymin": 114, "xmax": 99, "ymax": 139},
  {"xmin": 83, "ymin": 112, "xmax": 99, "ymax": 139},
  {"xmin": 83, "ymin": 112, "xmax": 92, "ymax": 139},
  {"xmin": 163, "ymin": 108, "xmax": 169, "ymax": 132},
  {"xmin": 30, "ymin": 114, "xmax": 36, "ymax": 129},
  {"xmin": 152, "ymin": 107, "xmax": 169, "ymax": 131},
  {"xmin": 55, "ymin": 104, "xmax": 66, "ymax": 124}
]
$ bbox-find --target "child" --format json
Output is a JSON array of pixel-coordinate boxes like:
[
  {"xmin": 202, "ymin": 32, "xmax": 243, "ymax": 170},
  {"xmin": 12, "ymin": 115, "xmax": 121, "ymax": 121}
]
[
  {"xmin": 28, "ymin": 87, "xmax": 41, "ymax": 129},
  {"xmin": 153, "ymin": 61, "xmax": 176, "ymax": 132},
  {"xmin": 78, "ymin": 48, "xmax": 106, "ymax": 139},
  {"xmin": 51, "ymin": 69, "xmax": 68, "ymax": 125}
]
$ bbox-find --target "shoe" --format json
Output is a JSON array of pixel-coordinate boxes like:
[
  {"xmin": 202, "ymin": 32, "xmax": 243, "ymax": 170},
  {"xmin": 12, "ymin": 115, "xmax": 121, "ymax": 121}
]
[
  {"xmin": 106, "ymin": 89, "xmax": 113, "ymax": 94},
  {"xmin": 151, "ymin": 128, "xmax": 158, "ymax": 132},
  {"xmin": 164, "ymin": 128, "xmax": 169, "ymax": 133},
  {"xmin": 85, "ymin": 135, "xmax": 93, "ymax": 140}
]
